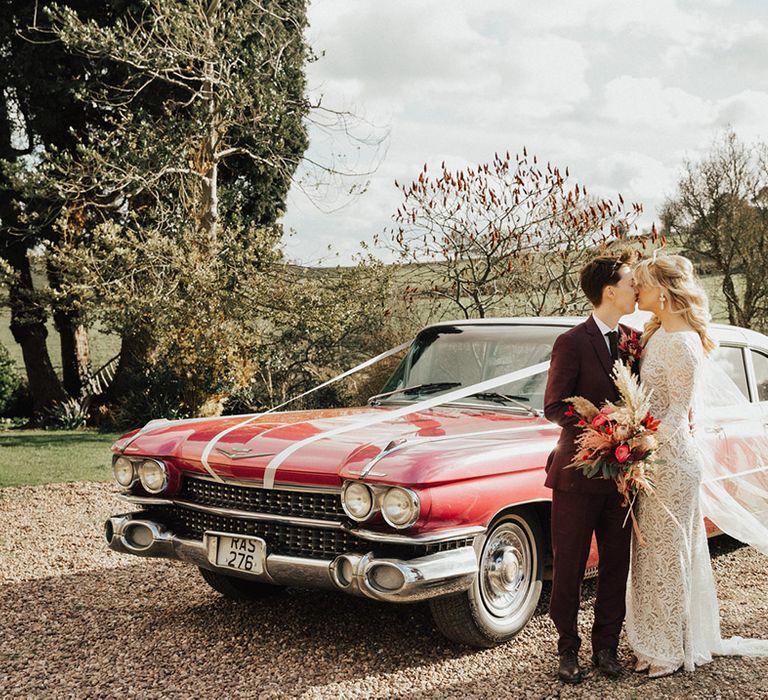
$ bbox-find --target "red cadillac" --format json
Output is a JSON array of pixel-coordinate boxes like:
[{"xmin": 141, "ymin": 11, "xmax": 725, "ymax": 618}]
[{"xmin": 106, "ymin": 316, "xmax": 768, "ymax": 647}]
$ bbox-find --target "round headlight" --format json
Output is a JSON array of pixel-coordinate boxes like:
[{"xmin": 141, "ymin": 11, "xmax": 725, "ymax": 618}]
[
  {"xmin": 113, "ymin": 456, "xmax": 135, "ymax": 487},
  {"xmin": 138, "ymin": 459, "xmax": 167, "ymax": 494},
  {"xmin": 381, "ymin": 487, "xmax": 420, "ymax": 528},
  {"xmin": 341, "ymin": 481, "xmax": 374, "ymax": 521}
]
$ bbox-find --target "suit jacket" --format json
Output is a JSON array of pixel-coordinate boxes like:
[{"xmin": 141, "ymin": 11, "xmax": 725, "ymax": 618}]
[{"xmin": 543, "ymin": 316, "xmax": 636, "ymax": 493}]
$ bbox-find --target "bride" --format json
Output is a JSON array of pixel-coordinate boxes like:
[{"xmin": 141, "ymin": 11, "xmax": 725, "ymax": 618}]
[{"xmin": 627, "ymin": 253, "xmax": 768, "ymax": 677}]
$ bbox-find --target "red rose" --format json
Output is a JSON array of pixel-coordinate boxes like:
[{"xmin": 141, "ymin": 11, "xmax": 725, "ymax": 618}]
[
  {"xmin": 565, "ymin": 405, "xmax": 575, "ymax": 417},
  {"xmin": 615, "ymin": 443, "xmax": 630, "ymax": 463},
  {"xmin": 592, "ymin": 413, "xmax": 608, "ymax": 428}
]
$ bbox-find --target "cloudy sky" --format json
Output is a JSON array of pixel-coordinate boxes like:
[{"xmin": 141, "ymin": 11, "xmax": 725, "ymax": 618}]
[{"xmin": 280, "ymin": 0, "xmax": 768, "ymax": 264}]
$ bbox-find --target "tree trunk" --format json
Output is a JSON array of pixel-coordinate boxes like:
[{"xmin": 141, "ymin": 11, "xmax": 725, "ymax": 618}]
[
  {"xmin": 54, "ymin": 310, "xmax": 91, "ymax": 397},
  {"xmin": 47, "ymin": 259, "xmax": 92, "ymax": 397},
  {"xmin": 722, "ymin": 274, "xmax": 741, "ymax": 326},
  {"xmin": 104, "ymin": 330, "xmax": 150, "ymax": 404},
  {"xmin": 6, "ymin": 250, "xmax": 68, "ymax": 415}
]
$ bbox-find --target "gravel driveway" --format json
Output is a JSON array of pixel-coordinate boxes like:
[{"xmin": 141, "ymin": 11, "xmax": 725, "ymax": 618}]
[{"xmin": 1, "ymin": 482, "xmax": 767, "ymax": 699}]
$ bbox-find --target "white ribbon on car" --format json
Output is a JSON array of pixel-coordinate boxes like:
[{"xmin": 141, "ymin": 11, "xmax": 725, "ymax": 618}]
[
  {"xmin": 197, "ymin": 341, "xmax": 413, "ymax": 481},
  {"xmin": 261, "ymin": 360, "xmax": 551, "ymax": 488},
  {"xmin": 117, "ymin": 341, "xmax": 411, "ymax": 480}
]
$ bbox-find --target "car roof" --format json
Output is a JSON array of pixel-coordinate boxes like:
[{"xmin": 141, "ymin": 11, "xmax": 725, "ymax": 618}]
[{"xmin": 422, "ymin": 312, "xmax": 768, "ymax": 348}]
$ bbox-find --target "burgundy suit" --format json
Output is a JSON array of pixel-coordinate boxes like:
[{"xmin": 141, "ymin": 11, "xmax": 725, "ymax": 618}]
[{"xmin": 543, "ymin": 315, "xmax": 633, "ymax": 656}]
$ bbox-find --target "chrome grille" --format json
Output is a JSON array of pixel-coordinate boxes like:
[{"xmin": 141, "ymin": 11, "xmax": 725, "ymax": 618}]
[
  {"xmin": 180, "ymin": 476, "xmax": 344, "ymax": 521},
  {"xmin": 148, "ymin": 505, "xmax": 473, "ymax": 560}
]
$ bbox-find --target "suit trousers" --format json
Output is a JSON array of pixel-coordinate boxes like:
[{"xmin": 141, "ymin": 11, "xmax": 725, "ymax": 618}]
[{"xmin": 549, "ymin": 488, "xmax": 632, "ymax": 655}]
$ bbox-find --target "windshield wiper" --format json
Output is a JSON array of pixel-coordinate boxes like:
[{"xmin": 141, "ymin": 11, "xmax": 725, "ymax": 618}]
[
  {"xmin": 470, "ymin": 392, "xmax": 542, "ymax": 417},
  {"xmin": 367, "ymin": 382, "xmax": 461, "ymax": 405}
]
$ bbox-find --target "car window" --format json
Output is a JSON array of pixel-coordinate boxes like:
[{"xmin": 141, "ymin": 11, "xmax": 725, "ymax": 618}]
[
  {"xmin": 750, "ymin": 349, "xmax": 768, "ymax": 402},
  {"xmin": 379, "ymin": 324, "xmax": 565, "ymax": 411},
  {"xmin": 710, "ymin": 345, "xmax": 750, "ymax": 401}
]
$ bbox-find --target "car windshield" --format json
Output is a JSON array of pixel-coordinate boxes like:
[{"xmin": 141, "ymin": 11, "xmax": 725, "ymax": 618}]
[{"xmin": 377, "ymin": 324, "xmax": 566, "ymax": 412}]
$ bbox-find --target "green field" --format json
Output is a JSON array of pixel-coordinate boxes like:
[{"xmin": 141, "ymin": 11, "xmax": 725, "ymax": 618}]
[
  {"xmin": 0, "ymin": 430, "xmax": 119, "ymax": 487},
  {"xmin": 0, "ymin": 309, "xmax": 122, "ymax": 377}
]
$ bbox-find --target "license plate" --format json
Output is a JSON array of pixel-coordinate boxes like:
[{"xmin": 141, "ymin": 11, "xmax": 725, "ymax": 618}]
[{"xmin": 213, "ymin": 534, "xmax": 265, "ymax": 574}]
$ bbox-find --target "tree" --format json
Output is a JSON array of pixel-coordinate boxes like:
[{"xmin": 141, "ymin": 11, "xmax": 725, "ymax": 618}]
[
  {"xmin": 43, "ymin": 0, "xmax": 310, "ymax": 242},
  {"xmin": 380, "ymin": 150, "xmax": 646, "ymax": 320},
  {"xmin": 225, "ymin": 257, "xmax": 402, "ymax": 412},
  {"xmin": 0, "ymin": 0, "xmax": 130, "ymax": 414},
  {"xmin": 14, "ymin": 0, "xmax": 313, "ymax": 423},
  {"xmin": 662, "ymin": 130, "xmax": 768, "ymax": 330}
]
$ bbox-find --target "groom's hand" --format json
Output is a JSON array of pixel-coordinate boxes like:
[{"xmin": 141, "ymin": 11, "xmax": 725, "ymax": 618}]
[{"xmin": 544, "ymin": 333, "xmax": 581, "ymax": 428}]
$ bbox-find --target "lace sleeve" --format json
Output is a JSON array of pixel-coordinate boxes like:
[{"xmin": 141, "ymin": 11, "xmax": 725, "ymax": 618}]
[{"xmin": 657, "ymin": 335, "xmax": 700, "ymax": 442}]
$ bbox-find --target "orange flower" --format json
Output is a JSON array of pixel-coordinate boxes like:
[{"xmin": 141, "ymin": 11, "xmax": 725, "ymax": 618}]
[{"xmin": 641, "ymin": 413, "xmax": 660, "ymax": 431}]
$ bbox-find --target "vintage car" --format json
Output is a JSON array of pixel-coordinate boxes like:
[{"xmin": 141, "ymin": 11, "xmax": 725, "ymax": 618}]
[{"xmin": 105, "ymin": 315, "xmax": 768, "ymax": 647}]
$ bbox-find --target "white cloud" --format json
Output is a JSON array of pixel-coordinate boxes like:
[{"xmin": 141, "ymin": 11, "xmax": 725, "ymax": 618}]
[
  {"xmin": 716, "ymin": 91, "xmax": 768, "ymax": 140},
  {"xmin": 601, "ymin": 77, "xmax": 715, "ymax": 128}
]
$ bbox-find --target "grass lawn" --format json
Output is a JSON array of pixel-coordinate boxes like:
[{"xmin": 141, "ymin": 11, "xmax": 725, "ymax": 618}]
[{"xmin": 0, "ymin": 430, "xmax": 120, "ymax": 488}]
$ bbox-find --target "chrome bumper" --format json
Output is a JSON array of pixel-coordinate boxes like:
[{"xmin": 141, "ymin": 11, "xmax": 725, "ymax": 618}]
[{"xmin": 105, "ymin": 513, "xmax": 479, "ymax": 603}]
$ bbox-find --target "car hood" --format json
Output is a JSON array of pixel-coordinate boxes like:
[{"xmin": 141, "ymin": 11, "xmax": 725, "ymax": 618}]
[{"xmin": 116, "ymin": 405, "xmax": 559, "ymax": 488}]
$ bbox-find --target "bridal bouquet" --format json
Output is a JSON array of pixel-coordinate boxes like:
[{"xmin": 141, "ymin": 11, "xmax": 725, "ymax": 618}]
[{"xmin": 565, "ymin": 360, "xmax": 658, "ymax": 506}]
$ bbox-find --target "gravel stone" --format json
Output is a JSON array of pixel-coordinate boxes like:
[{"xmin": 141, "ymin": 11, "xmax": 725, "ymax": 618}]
[{"xmin": 1, "ymin": 482, "xmax": 766, "ymax": 699}]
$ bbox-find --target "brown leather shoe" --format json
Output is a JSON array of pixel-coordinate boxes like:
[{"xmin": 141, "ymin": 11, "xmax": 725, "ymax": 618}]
[
  {"xmin": 558, "ymin": 650, "xmax": 582, "ymax": 683},
  {"xmin": 592, "ymin": 648, "xmax": 623, "ymax": 679}
]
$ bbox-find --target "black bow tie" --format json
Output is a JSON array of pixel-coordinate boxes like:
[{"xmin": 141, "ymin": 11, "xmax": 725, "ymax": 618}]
[{"xmin": 606, "ymin": 330, "xmax": 619, "ymax": 361}]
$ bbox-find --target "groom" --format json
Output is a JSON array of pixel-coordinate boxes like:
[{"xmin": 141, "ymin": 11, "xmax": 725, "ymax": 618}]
[{"xmin": 543, "ymin": 250, "xmax": 638, "ymax": 683}]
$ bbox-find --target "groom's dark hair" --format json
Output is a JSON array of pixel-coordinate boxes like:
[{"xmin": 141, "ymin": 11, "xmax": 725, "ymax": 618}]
[{"xmin": 580, "ymin": 249, "xmax": 637, "ymax": 306}]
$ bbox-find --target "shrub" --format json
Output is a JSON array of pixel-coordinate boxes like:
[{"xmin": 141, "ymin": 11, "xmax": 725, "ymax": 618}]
[
  {"xmin": 0, "ymin": 345, "xmax": 22, "ymax": 416},
  {"xmin": 41, "ymin": 397, "xmax": 90, "ymax": 430}
]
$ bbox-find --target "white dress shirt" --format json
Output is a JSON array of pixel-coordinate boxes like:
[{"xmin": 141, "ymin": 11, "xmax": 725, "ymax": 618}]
[{"xmin": 592, "ymin": 313, "xmax": 618, "ymax": 354}]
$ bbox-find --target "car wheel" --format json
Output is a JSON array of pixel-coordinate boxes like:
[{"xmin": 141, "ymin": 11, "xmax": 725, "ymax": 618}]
[
  {"xmin": 198, "ymin": 567, "xmax": 283, "ymax": 601},
  {"xmin": 429, "ymin": 507, "xmax": 544, "ymax": 647}
]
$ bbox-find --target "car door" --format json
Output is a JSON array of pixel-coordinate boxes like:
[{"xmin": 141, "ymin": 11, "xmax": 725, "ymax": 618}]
[
  {"xmin": 709, "ymin": 343, "xmax": 754, "ymax": 438},
  {"xmin": 698, "ymin": 343, "xmax": 749, "ymax": 439},
  {"xmin": 747, "ymin": 346, "xmax": 768, "ymax": 422},
  {"xmin": 744, "ymin": 346, "xmax": 768, "ymax": 494},
  {"xmin": 698, "ymin": 344, "xmax": 756, "ymax": 533}
]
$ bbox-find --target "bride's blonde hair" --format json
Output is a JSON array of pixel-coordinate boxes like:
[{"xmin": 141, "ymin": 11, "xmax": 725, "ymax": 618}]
[{"xmin": 634, "ymin": 253, "xmax": 717, "ymax": 355}]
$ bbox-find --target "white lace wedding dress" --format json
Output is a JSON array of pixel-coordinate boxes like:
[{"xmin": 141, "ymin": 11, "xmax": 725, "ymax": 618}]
[{"xmin": 626, "ymin": 327, "xmax": 768, "ymax": 673}]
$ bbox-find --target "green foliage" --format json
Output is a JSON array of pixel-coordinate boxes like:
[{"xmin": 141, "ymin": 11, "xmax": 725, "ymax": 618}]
[
  {"xmin": 1, "ymin": 2, "xmax": 144, "ymax": 416},
  {"xmin": 40, "ymin": 397, "xmax": 90, "ymax": 430},
  {"xmin": 42, "ymin": 0, "xmax": 310, "ymax": 241},
  {"xmin": 11, "ymin": 0, "xmax": 316, "ymax": 426},
  {"xmin": 2, "ymin": 0, "xmax": 395, "ymax": 429},
  {"xmin": 0, "ymin": 343, "xmax": 20, "ymax": 414},
  {"xmin": 224, "ymin": 258, "xmax": 403, "ymax": 413},
  {"xmin": 55, "ymin": 219, "xmax": 402, "ymax": 427}
]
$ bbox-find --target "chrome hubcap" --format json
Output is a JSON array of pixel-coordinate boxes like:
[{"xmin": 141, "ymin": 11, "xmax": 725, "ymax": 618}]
[{"xmin": 480, "ymin": 522, "xmax": 532, "ymax": 618}]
